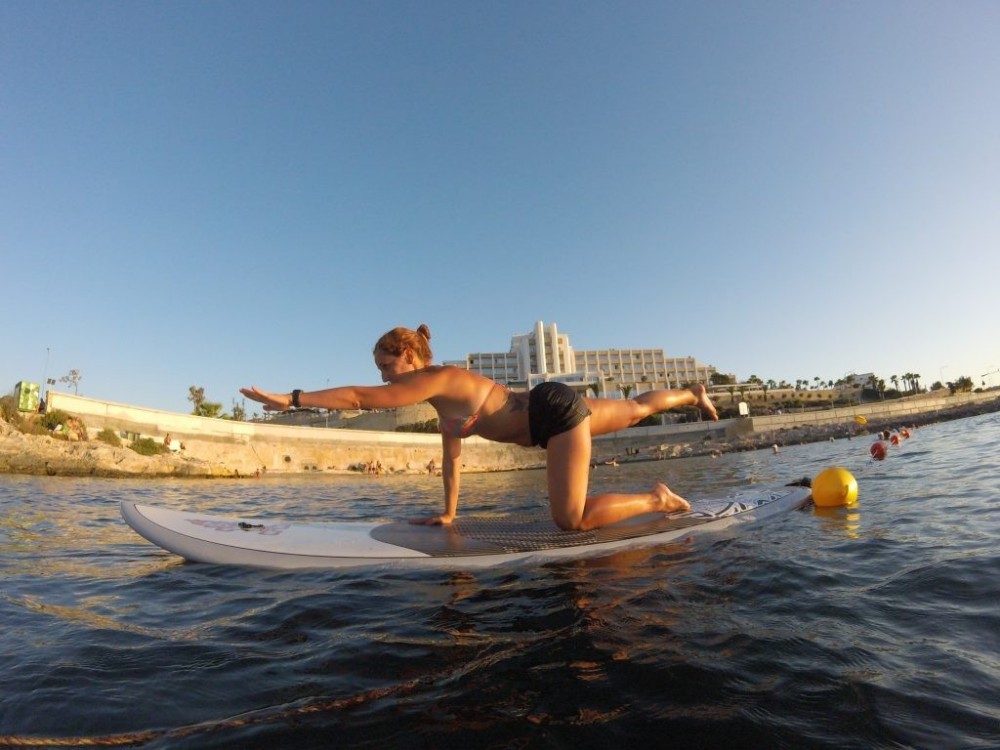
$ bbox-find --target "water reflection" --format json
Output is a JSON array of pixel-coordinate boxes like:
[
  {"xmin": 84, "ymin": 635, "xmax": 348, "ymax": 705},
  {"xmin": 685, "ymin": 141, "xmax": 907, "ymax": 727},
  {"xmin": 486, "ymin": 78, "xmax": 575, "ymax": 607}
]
[{"xmin": 813, "ymin": 504, "xmax": 862, "ymax": 538}]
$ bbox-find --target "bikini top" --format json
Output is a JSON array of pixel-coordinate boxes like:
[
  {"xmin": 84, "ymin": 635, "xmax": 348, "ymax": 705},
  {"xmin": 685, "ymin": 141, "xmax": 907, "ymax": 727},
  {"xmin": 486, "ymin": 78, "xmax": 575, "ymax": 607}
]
[{"xmin": 439, "ymin": 383, "xmax": 507, "ymax": 438}]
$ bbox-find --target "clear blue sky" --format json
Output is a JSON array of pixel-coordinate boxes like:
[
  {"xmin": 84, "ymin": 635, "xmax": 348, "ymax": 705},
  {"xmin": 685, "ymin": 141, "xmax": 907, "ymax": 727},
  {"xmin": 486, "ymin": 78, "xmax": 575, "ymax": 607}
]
[{"xmin": 3, "ymin": 1, "xmax": 999, "ymax": 416}]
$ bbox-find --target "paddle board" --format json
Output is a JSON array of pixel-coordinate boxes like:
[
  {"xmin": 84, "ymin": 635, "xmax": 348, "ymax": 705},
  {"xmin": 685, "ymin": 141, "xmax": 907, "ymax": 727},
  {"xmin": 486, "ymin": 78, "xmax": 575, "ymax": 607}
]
[{"xmin": 120, "ymin": 484, "xmax": 811, "ymax": 570}]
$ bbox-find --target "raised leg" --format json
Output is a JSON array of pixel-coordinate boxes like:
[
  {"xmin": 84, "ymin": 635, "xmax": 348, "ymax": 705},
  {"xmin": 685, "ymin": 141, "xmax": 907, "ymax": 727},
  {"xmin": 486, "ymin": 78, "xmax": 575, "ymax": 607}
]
[{"xmin": 585, "ymin": 383, "xmax": 718, "ymax": 437}]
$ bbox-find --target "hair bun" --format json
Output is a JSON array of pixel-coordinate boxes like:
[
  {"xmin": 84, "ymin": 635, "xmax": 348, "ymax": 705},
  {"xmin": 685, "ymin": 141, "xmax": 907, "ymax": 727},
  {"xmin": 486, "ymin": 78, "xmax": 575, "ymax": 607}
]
[{"xmin": 416, "ymin": 324, "xmax": 431, "ymax": 341}]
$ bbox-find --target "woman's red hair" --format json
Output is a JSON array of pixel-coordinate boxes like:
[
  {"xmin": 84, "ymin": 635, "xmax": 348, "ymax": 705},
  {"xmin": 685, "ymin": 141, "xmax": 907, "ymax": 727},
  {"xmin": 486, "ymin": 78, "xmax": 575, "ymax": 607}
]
[{"xmin": 374, "ymin": 324, "xmax": 433, "ymax": 363}]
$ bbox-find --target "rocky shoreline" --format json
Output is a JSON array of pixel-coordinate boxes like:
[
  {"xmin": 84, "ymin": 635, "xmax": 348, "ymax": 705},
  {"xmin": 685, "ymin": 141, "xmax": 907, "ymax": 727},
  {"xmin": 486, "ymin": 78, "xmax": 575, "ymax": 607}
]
[
  {"xmin": 0, "ymin": 418, "xmax": 236, "ymax": 478},
  {"xmin": 701, "ymin": 398, "xmax": 998, "ymax": 455},
  {"xmin": 2, "ymin": 398, "xmax": 997, "ymax": 479}
]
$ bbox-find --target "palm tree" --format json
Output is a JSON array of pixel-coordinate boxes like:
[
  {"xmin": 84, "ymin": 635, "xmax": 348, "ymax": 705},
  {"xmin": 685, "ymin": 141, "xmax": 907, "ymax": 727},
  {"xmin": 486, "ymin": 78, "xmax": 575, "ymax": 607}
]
[
  {"xmin": 766, "ymin": 379, "xmax": 777, "ymax": 402},
  {"xmin": 891, "ymin": 375, "xmax": 899, "ymax": 393},
  {"xmin": 865, "ymin": 374, "xmax": 881, "ymax": 401},
  {"xmin": 188, "ymin": 385, "xmax": 205, "ymax": 413}
]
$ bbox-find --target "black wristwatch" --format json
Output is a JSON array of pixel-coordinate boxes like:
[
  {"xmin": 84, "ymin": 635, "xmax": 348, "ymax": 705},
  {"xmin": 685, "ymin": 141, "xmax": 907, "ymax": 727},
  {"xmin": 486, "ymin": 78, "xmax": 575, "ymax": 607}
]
[{"xmin": 291, "ymin": 389, "xmax": 302, "ymax": 408}]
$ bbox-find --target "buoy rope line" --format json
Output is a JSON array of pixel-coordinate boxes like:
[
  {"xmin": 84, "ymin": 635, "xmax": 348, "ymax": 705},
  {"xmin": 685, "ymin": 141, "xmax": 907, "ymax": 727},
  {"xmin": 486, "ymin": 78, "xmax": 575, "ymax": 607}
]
[{"xmin": 810, "ymin": 427, "xmax": 915, "ymax": 507}]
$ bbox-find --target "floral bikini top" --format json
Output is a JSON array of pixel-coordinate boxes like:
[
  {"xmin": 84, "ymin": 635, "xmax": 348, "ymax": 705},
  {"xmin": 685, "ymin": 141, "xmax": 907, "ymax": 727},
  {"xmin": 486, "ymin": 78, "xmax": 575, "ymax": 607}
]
[{"xmin": 439, "ymin": 383, "xmax": 507, "ymax": 438}]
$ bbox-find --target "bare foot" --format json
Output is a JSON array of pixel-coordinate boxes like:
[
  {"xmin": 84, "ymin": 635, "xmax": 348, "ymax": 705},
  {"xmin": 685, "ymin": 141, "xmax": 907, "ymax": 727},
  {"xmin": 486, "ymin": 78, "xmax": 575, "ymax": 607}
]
[
  {"xmin": 653, "ymin": 483, "xmax": 690, "ymax": 513},
  {"xmin": 690, "ymin": 383, "xmax": 718, "ymax": 421}
]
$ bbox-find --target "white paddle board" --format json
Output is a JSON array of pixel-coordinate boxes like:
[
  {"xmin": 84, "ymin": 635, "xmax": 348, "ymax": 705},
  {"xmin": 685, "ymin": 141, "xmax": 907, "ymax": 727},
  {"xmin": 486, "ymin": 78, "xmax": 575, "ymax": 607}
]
[{"xmin": 120, "ymin": 484, "xmax": 811, "ymax": 570}]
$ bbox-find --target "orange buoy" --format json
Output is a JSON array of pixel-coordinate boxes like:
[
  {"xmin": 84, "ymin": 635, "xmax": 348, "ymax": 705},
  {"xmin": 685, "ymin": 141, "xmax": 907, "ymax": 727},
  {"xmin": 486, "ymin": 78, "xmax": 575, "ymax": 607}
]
[{"xmin": 870, "ymin": 441, "xmax": 887, "ymax": 461}]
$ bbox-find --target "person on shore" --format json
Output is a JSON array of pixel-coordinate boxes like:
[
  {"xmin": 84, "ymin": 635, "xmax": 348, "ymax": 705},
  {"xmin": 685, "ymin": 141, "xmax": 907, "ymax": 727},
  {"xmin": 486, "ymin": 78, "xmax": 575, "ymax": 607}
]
[{"xmin": 240, "ymin": 324, "xmax": 718, "ymax": 531}]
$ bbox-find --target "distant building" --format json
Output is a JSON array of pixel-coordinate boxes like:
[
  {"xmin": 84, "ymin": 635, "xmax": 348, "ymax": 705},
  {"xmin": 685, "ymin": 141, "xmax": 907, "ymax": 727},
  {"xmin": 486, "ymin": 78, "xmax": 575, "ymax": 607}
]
[
  {"xmin": 841, "ymin": 373, "xmax": 876, "ymax": 391},
  {"xmin": 444, "ymin": 320, "xmax": 717, "ymax": 397}
]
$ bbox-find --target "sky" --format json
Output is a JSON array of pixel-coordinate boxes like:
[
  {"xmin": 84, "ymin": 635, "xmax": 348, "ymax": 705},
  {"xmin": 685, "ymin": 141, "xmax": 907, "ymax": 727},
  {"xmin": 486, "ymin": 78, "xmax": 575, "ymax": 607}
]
[{"xmin": 3, "ymin": 1, "xmax": 999, "ymax": 416}]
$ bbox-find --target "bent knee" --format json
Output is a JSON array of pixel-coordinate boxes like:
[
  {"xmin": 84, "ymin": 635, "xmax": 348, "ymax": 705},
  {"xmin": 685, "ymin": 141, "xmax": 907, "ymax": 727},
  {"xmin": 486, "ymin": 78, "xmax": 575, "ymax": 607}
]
[{"xmin": 550, "ymin": 508, "xmax": 585, "ymax": 531}]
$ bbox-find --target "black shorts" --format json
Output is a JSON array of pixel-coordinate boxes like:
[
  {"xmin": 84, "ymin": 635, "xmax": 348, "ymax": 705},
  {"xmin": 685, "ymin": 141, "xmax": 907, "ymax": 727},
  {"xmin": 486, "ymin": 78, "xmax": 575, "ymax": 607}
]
[{"xmin": 528, "ymin": 382, "xmax": 592, "ymax": 448}]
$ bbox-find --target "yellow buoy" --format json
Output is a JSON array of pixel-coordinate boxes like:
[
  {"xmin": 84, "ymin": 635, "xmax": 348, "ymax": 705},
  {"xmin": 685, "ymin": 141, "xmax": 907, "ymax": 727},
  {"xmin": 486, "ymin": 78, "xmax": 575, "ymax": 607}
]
[
  {"xmin": 854, "ymin": 415, "xmax": 868, "ymax": 425},
  {"xmin": 811, "ymin": 466, "xmax": 859, "ymax": 507}
]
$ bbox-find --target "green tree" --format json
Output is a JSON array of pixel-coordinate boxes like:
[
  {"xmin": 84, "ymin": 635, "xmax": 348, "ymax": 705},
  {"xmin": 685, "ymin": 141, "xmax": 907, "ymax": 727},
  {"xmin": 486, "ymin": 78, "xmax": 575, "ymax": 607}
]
[
  {"xmin": 198, "ymin": 401, "xmax": 224, "ymax": 418},
  {"xmin": 188, "ymin": 386, "xmax": 205, "ymax": 413},
  {"xmin": 231, "ymin": 400, "xmax": 246, "ymax": 421},
  {"xmin": 950, "ymin": 375, "xmax": 974, "ymax": 393},
  {"xmin": 188, "ymin": 386, "xmax": 223, "ymax": 417}
]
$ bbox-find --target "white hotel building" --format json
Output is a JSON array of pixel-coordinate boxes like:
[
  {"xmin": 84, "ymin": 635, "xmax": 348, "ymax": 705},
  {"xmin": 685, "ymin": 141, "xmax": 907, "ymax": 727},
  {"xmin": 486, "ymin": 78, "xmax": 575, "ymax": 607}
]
[{"xmin": 444, "ymin": 321, "xmax": 717, "ymax": 397}]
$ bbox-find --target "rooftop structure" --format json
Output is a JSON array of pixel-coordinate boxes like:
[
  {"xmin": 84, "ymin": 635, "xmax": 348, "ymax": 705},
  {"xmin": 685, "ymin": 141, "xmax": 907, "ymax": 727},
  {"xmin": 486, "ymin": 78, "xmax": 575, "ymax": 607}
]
[{"xmin": 444, "ymin": 320, "xmax": 717, "ymax": 396}]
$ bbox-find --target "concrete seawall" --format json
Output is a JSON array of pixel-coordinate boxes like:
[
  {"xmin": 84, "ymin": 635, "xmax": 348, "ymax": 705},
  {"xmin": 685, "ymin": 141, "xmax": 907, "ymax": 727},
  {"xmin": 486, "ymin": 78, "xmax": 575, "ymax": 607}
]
[
  {"xmin": 45, "ymin": 392, "xmax": 546, "ymax": 475},
  {"xmin": 44, "ymin": 390, "xmax": 998, "ymax": 476}
]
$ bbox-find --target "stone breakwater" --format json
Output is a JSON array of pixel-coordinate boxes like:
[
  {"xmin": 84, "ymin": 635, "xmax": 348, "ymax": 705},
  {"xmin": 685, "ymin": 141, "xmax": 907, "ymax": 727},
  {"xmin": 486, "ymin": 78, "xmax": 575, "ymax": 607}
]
[{"xmin": 2, "ymin": 396, "xmax": 997, "ymax": 479}]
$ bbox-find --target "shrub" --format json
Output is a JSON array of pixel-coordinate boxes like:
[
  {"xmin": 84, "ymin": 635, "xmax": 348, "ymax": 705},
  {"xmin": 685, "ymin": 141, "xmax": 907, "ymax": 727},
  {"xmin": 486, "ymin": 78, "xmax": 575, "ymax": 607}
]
[
  {"xmin": 39, "ymin": 409, "xmax": 72, "ymax": 431},
  {"xmin": 97, "ymin": 428, "xmax": 122, "ymax": 447},
  {"xmin": 130, "ymin": 437, "xmax": 168, "ymax": 456},
  {"xmin": 0, "ymin": 394, "xmax": 19, "ymax": 424}
]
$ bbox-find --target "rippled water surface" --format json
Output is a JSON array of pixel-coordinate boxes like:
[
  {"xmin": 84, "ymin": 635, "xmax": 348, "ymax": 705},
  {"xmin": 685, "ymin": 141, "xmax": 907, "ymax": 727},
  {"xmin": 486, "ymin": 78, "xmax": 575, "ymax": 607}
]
[{"xmin": 2, "ymin": 415, "xmax": 999, "ymax": 748}]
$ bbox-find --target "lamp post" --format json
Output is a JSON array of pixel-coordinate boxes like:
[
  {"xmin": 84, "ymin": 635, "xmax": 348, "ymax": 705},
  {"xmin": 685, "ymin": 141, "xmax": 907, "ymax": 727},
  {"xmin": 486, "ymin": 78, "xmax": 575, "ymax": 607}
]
[{"xmin": 42, "ymin": 347, "xmax": 50, "ymax": 397}]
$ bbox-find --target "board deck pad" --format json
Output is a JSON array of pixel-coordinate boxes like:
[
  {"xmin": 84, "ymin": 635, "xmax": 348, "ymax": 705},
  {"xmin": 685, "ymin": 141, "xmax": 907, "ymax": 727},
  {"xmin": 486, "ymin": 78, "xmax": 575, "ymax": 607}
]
[{"xmin": 371, "ymin": 497, "xmax": 771, "ymax": 556}]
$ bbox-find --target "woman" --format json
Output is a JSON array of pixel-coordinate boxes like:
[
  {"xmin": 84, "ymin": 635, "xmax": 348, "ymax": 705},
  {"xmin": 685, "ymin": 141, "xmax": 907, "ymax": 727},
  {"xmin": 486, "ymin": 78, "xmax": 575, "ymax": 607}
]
[{"xmin": 241, "ymin": 324, "xmax": 718, "ymax": 531}]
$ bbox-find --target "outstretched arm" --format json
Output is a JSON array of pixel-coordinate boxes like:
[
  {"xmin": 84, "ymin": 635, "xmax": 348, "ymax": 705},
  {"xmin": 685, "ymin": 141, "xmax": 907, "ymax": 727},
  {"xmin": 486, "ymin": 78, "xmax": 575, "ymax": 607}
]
[
  {"xmin": 410, "ymin": 433, "xmax": 462, "ymax": 525},
  {"xmin": 241, "ymin": 371, "xmax": 444, "ymax": 413}
]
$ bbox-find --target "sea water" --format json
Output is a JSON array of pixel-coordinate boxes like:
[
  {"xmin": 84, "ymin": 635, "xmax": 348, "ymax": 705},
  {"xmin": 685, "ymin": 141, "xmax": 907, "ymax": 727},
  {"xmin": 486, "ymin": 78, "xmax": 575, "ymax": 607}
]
[{"xmin": 1, "ymin": 414, "xmax": 998, "ymax": 749}]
